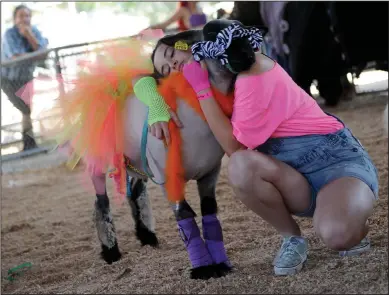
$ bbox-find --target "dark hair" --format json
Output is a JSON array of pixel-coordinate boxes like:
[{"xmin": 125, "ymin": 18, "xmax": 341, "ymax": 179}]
[
  {"xmin": 13, "ymin": 4, "xmax": 31, "ymax": 20},
  {"xmin": 150, "ymin": 27, "xmax": 236, "ymax": 93},
  {"xmin": 203, "ymin": 19, "xmax": 256, "ymax": 74},
  {"xmin": 151, "ymin": 29, "xmax": 203, "ymax": 79}
]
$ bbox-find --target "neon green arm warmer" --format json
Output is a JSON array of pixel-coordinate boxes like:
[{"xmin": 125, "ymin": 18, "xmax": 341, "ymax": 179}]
[{"xmin": 133, "ymin": 76, "xmax": 171, "ymax": 125}]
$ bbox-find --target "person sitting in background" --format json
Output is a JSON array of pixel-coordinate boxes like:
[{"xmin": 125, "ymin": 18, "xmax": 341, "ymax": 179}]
[
  {"xmin": 1, "ymin": 4, "xmax": 48, "ymax": 151},
  {"xmin": 150, "ymin": 1, "xmax": 207, "ymax": 32}
]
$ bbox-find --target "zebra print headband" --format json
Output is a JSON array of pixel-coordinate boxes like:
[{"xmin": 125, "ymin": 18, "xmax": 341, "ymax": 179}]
[{"xmin": 191, "ymin": 23, "xmax": 264, "ymax": 65}]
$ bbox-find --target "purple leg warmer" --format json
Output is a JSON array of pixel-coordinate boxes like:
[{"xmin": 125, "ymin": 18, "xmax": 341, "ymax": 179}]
[
  {"xmin": 202, "ymin": 214, "xmax": 231, "ymax": 266},
  {"xmin": 177, "ymin": 217, "xmax": 213, "ymax": 268}
]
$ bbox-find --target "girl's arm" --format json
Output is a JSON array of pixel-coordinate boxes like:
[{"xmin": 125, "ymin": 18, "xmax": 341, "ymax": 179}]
[
  {"xmin": 198, "ymin": 92, "xmax": 245, "ymax": 156},
  {"xmin": 133, "ymin": 76, "xmax": 171, "ymax": 125},
  {"xmin": 150, "ymin": 7, "xmax": 186, "ymax": 30},
  {"xmin": 183, "ymin": 62, "xmax": 245, "ymax": 156},
  {"xmin": 133, "ymin": 76, "xmax": 183, "ymax": 143}
]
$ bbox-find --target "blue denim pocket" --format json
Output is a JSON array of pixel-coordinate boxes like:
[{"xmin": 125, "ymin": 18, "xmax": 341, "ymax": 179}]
[{"xmin": 256, "ymin": 128, "xmax": 373, "ymax": 176}]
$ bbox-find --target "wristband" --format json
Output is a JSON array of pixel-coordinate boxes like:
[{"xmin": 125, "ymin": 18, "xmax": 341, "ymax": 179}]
[{"xmin": 197, "ymin": 90, "xmax": 213, "ymax": 101}]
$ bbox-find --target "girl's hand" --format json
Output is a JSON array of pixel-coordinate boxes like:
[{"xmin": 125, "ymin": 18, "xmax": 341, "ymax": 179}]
[
  {"xmin": 182, "ymin": 61, "xmax": 211, "ymax": 94},
  {"xmin": 149, "ymin": 108, "xmax": 183, "ymax": 143}
]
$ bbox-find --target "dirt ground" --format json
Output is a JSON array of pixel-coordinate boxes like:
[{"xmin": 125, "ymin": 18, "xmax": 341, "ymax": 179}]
[{"xmin": 2, "ymin": 94, "xmax": 388, "ymax": 294}]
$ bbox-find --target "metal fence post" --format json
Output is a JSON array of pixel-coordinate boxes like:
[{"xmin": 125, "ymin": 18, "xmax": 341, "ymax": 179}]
[{"xmin": 53, "ymin": 49, "xmax": 65, "ymax": 96}]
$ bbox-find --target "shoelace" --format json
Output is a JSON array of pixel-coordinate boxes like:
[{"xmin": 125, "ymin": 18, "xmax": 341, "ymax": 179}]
[{"xmin": 274, "ymin": 238, "xmax": 305, "ymax": 265}]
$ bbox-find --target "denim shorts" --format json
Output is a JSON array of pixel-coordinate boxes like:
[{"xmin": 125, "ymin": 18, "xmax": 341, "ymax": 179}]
[{"xmin": 255, "ymin": 115, "xmax": 379, "ymax": 217}]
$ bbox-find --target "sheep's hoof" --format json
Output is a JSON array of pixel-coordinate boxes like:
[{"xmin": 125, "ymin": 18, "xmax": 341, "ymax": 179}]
[
  {"xmin": 136, "ymin": 225, "xmax": 159, "ymax": 247},
  {"xmin": 100, "ymin": 242, "xmax": 122, "ymax": 264}
]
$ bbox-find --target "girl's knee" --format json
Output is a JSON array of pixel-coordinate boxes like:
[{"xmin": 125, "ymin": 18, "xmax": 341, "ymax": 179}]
[
  {"xmin": 228, "ymin": 150, "xmax": 255, "ymax": 188},
  {"xmin": 228, "ymin": 150, "xmax": 279, "ymax": 189},
  {"xmin": 314, "ymin": 218, "xmax": 368, "ymax": 250},
  {"xmin": 314, "ymin": 178, "xmax": 375, "ymax": 250}
]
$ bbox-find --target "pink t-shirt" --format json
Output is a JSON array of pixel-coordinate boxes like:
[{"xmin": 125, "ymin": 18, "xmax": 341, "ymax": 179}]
[{"xmin": 231, "ymin": 62, "xmax": 344, "ymax": 149}]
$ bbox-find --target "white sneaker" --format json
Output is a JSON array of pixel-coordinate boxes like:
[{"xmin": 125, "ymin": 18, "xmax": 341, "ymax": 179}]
[
  {"xmin": 273, "ymin": 236, "xmax": 308, "ymax": 276},
  {"xmin": 339, "ymin": 237, "xmax": 371, "ymax": 257}
]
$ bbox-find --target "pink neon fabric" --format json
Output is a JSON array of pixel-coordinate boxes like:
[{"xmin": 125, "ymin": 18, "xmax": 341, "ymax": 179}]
[{"xmin": 231, "ymin": 62, "xmax": 344, "ymax": 149}]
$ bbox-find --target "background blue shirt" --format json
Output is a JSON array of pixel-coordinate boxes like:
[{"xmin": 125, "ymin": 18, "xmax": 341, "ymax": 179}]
[{"xmin": 2, "ymin": 25, "xmax": 49, "ymax": 80}]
